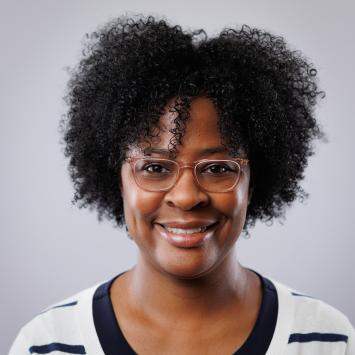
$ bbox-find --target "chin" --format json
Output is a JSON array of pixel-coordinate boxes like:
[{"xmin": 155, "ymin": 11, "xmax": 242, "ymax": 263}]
[{"xmin": 153, "ymin": 248, "xmax": 221, "ymax": 280}]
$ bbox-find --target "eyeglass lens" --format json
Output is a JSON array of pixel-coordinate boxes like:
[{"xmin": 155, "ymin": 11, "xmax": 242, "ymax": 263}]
[{"xmin": 133, "ymin": 158, "xmax": 241, "ymax": 192}]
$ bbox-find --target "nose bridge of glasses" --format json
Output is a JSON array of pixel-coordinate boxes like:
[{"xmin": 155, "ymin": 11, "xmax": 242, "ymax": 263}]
[
  {"xmin": 179, "ymin": 162, "xmax": 195, "ymax": 170},
  {"xmin": 175, "ymin": 162, "xmax": 198, "ymax": 183}
]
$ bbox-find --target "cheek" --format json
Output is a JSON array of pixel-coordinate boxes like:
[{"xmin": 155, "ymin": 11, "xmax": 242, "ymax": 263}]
[
  {"xmin": 121, "ymin": 166, "xmax": 163, "ymax": 235},
  {"xmin": 219, "ymin": 191, "xmax": 248, "ymax": 223},
  {"xmin": 215, "ymin": 178, "xmax": 250, "ymax": 237},
  {"xmin": 123, "ymin": 188, "xmax": 162, "ymax": 223}
]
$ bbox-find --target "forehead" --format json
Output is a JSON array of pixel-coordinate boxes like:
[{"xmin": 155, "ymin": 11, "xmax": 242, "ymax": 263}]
[{"xmin": 164, "ymin": 96, "xmax": 220, "ymax": 138}]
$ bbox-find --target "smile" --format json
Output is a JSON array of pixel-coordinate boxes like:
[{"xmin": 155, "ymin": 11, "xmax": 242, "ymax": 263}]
[
  {"xmin": 161, "ymin": 225, "xmax": 209, "ymax": 234},
  {"xmin": 155, "ymin": 222, "xmax": 218, "ymax": 248}
]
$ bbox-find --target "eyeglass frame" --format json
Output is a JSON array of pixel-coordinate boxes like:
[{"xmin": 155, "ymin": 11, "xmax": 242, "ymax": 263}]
[{"xmin": 124, "ymin": 156, "xmax": 249, "ymax": 193}]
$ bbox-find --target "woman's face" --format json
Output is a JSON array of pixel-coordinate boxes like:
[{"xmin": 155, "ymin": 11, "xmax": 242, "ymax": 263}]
[{"xmin": 120, "ymin": 97, "xmax": 251, "ymax": 278}]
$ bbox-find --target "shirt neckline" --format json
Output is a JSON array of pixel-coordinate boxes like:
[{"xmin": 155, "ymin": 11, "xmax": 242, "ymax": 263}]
[{"xmin": 92, "ymin": 270, "xmax": 278, "ymax": 355}]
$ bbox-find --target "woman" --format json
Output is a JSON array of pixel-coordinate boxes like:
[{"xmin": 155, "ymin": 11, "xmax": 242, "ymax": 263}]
[{"xmin": 10, "ymin": 16, "xmax": 354, "ymax": 355}]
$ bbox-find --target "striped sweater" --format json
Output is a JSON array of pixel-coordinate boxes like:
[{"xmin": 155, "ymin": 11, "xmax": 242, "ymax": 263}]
[{"xmin": 9, "ymin": 274, "xmax": 355, "ymax": 354}]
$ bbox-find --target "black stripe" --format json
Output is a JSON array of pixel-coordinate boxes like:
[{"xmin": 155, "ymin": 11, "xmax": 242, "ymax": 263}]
[
  {"xmin": 40, "ymin": 301, "xmax": 78, "ymax": 314},
  {"xmin": 29, "ymin": 342, "xmax": 86, "ymax": 354},
  {"xmin": 291, "ymin": 291, "xmax": 315, "ymax": 299},
  {"xmin": 288, "ymin": 332, "xmax": 348, "ymax": 344},
  {"xmin": 51, "ymin": 301, "xmax": 78, "ymax": 309}
]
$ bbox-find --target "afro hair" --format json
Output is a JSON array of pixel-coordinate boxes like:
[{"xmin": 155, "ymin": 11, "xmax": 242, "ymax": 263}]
[{"xmin": 61, "ymin": 15, "xmax": 324, "ymax": 230}]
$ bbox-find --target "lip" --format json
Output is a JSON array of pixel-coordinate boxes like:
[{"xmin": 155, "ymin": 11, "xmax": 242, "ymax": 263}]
[
  {"xmin": 155, "ymin": 222, "xmax": 218, "ymax": 248},
  {"xmin": 156, "ymin": 220, "xmax": 218, "ymax": 229}
]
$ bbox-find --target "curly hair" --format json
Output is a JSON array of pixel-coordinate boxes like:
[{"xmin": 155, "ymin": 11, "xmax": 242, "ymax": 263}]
[{"xmin": 60, "ymin": 15, "xmax": 324, "ymax": 230}]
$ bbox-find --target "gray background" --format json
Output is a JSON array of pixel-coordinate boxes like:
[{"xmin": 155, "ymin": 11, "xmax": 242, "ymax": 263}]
[{"xmin": 1, "ymin": 0, "xmax": 354, "ymax": 353}]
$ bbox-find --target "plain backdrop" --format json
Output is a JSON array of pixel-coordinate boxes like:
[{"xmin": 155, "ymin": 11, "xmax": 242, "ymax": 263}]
[{"xmin": 1, "ymin": 0, "xmax": 354, "ymax": 353}]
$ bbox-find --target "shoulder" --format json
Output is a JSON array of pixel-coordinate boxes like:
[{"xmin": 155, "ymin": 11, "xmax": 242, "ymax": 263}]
[
  {"xmin": 267, "ymin": 278, "xmax": 355, "ymax": 355},
  {"xmin": 9, "ymin": 283, "xmax": 102, "ymax": 355},
  {"xmin": 273, "ymin": 279, "xmax": 352, "ymax": 330}
]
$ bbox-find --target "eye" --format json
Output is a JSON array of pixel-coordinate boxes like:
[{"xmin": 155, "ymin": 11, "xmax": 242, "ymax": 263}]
[
  {"xmin": 205, "ymin": 164, "xmax": 230, "ymax": 174},
  {"xmin": 199, "ymin": 161, "xmax": 238, "ymax": 175},
  {"xmin": 144, "ymin": 163, "xmax": 169, "ymax": 174},
  {"xmin": 135, "ymin": 159, "xmax": 176, "ymax": 178}
]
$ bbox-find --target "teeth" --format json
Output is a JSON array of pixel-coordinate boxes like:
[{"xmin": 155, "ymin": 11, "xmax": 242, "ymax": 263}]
[{"xmin": 163, "ymin": 226, "xmax": 208, "ymax": 234}]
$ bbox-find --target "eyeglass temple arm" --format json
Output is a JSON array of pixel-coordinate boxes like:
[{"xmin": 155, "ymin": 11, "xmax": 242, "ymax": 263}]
[{"xmin": 236, "ymin": 158, "xmax": 249, "ymax": 166}]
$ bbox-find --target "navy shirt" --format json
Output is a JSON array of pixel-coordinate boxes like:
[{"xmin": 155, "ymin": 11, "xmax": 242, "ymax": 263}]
[{"xmin": 93, "ymin": 271, "xmax": 278, "ymax": 355}]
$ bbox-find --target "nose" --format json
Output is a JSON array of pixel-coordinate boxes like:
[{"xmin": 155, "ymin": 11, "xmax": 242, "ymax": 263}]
[{"xmin": 164, "ymin": 168, "xmax": 209, "ymax": 210}]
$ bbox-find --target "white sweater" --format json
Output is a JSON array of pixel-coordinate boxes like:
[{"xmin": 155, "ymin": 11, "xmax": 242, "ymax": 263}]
[{"xmin": 9, "ymin": 277, "xmax": 355, "ymax": 354}]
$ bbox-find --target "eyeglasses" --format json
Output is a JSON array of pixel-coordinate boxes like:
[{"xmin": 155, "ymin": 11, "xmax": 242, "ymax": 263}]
[{"xmin": 124, "ymin": 157, "xmax": 249, "ymax": 193}]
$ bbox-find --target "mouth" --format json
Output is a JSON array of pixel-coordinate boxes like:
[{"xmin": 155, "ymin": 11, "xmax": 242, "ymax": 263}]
[
  {"xmin": 158, "ymin": 222, "xmax": 217, "ymax": 234},
  {"xmin": 155, "ymin": 222, "xmax": 219, "ymax": 248}
]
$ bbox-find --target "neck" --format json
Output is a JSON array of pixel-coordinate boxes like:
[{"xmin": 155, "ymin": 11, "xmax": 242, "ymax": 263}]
[{"xmin": 125, "ymin": 249, "xmax": 250, "ymax": 322}]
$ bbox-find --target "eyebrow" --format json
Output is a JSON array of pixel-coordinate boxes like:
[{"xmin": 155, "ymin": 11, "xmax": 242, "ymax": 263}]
[{"xmin": 143, "ymin": 146, "xmax": 229, "ymax": 157}]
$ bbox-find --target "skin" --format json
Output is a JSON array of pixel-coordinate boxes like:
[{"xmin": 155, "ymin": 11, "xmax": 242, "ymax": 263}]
[{"xmin": 111, "ymin": 97, "xmax": 262, "ymax": 355}]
